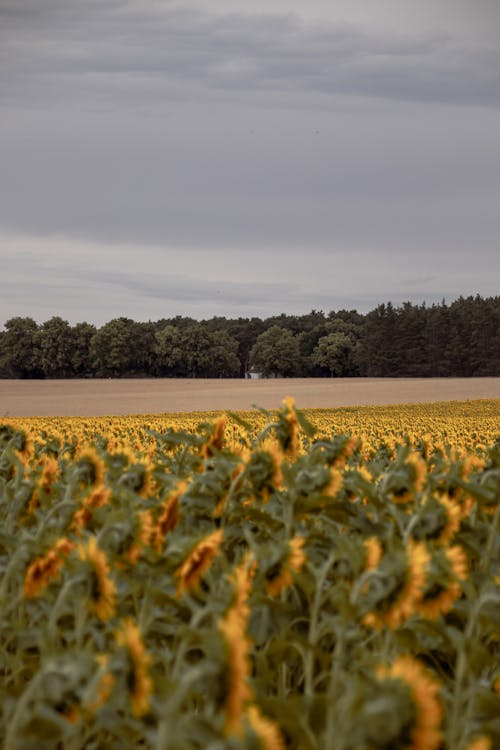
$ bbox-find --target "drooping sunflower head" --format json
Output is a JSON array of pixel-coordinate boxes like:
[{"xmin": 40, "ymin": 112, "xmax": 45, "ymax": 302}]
[
  {"xmin": 273, "ymin": 397, "xmax": 301, "ymax": 459},
  {"xmin": 382, "ymin": 451, "xmax": 427, "ymax": 504},
  {"xmin": 16, "ymin": 429, "xmax": 35, "ymax": 465},
  {"xmin": 76, "ymin": 447, "xmax": 106, "ymax": 488},
  {"xmin": 201, "ymin": 415, "xmax": 227, "ymax": 459},
  {"xmin": 115, "ymin": 619, "xmax": 152, "ymax": 718},
  {"xmin": 246, "ymin": 705, "xmax": 285, "ymax": 750},
  {"xmin": 362, "ymin": 541, "xmax": 429, "ymax": 630},
  {"xmin": 265, "ymin": 536, "xmax": 306, "ymax": 596},
  {"xmin": 86, "ymin": 654, "xmax": 116, "ymax": 713},
  {"xmin": 364, "ymin": 536, "xmax": 383, "ymax": 571},
  {"xmin": 416, "ymin": 544, "xmax": 467, "ymax": 620},
  {"xmin": 219, "ymin": 554, "xmax": 256, "ymax": 738},
  {"xmin": 38, "ymin": 455, "xmax": 60, "ymax": 495},
  {"xmin": 372, "ymin": 656, "xmax": 443, "ymax": 750},
  {"xmin": 153, "ymin": 480, "xmax": 185, "ymax": 551},
  {"xmin": 125, "ymin": 509, "xmax": 156, "ymax": 565},
  {"xmin": 464, "ymin": 736, "xmax": 492, "ymax": 750},
  {"xmin": 78, "ymin": 536, "xmax": 116, "ymax": 621},
  {"xmin": 24, "ymin": 537, "xmax": 75, "ymax": 599},
  {"xmin": 244, "ymin": 439, "xmax": 284, "ymax": 503},
  {"xmin": 411, "ymin": 494, "xmax": 461, "ymax": 545},
  {"xmin": 175, "ymin": 528, "xmax": 224, "ymax": 596}
]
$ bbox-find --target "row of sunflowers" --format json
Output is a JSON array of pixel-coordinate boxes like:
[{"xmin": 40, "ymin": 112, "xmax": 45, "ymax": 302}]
[{"xmin": 0, "ymin": 398, "xmax": 499, "ymax": 749}]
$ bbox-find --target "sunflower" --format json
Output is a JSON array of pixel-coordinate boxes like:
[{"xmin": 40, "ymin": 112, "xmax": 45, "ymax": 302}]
[
  {"xmin": 332, "ymin": 436, "xmax": 357, "ymax": 469},
  {"xmin": 325, "ymin": 467, "xmax": 343, "ymax": 498},
  {"xmin": 23, "ymin": 537, "xmax": 75, "ymax": 598},
  {"xmin": 154, "ymin": 480, "xmax": 185, "ymax": 551},
  {"xmin": 412, "ymin": 494, "xmax": 462, "ymax": 546},
  {"xmin": 86, "ymin": 655, "xmax": 115, "ymax": 713},
  {"xmin": 434, "ymin": 495, "xmax": 462, "ymax": 544},
  {"xmin": 16, "ymin": 429, "xmax": 34, "ymax": 465},
  {"xmin": 115, "ymin": 619, "xmax": 152, "ymax": 717},
  {"xmin": 407, "ymin": 452, "xmax": 427, "ymax": 493},
  {"xmin": 266, "ymin": 536, "xmax": 306, "ymax": 596},
  {"xmin": 246, "ymin": 704, "xmax": 285, "ymax": 750},
  {"xmin": 26, "ymin": 488, "xmax": 40, "ymax": 516},
  {"xmin": 280, "ymin": 396, "xmax": 300, "ymax": 458},
  {"xmin": 38, "ymin": 455, "xmax": 59, "ymax": 495},
  {"xmin": 464, "ymin": 737, "xmax": 491, "ymax": 750},
  {"xmin": 416, "ymin": 545, "xmax": 468, "ymax": 620},
  {"xmin": 388, "ymin": 453, "xmax": 427, "ymax": 504},
  {"xmin": 175, "ymin": 528, "xmax": 224, "ymax": 596},
  {"xmin": 136, "ymin": 460, "xmax": 156, "ymax": 498},
  {"xmin": 125, "ymin": 510, "xmax": 156, "ymax": 564},
  {"xmin": 79, "ymin": 536, "xmax": 116, "ymax": 621},
  {"xmin": 201, "ymin": 416, "xmax": 227, "ymax": 459},
  {"xmin": 71, "ymin": 485, "xmax": 111, "ymax": 533},
  {"xmin": 219, "ymin": 554, "xmax": 256, "ymax": 737},
  {"xmin": 364, "ymin": 536, "xmax": 383, "ymax": 571},
  {"xmin": 76, "ymin": 447, "xmax": 106, "ymax": 487},
  {"xmin": 244, "ymin": 439, "xmax": 284, "ymax": 503},
  {"xmin": 363, "ymin": 541, "xmax": 429, "ymax": 630},
  {"xmin": 376, "ymin": 656, "xmax": 442, "ymax": 750}
]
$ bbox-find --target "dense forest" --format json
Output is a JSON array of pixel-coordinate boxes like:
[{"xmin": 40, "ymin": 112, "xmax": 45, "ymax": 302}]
[{"xmin": 0, "ymin": 296, "xmax": 499, "ymax": 379}]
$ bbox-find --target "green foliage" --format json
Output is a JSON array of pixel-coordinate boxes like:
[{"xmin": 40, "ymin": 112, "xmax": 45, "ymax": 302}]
[
  {"xmin": 155, "ymin": 324, "xmax": 240, "ymax": 378},
  {"xmin": 312, "ymin": 332, "xmax": 356, "ymax": 376},
  {"xmin": 1, "ymin": 295, "xmax": 499, "ymax": 379},
  {"xmin": 249, "ymin": 326, "xmax": 301, "ymax": 377},
  {"xmin": 0, "ymin": 317, "xmax": 42, "ymax": 378}
]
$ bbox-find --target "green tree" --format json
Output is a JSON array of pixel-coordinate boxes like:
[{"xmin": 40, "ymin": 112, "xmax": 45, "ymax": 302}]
[
  {"xmin": 312, "ymin": 331, "xmax": 356, "ymax": 376},
  {"xmin": 155, "ymin": 323, "xmax": 240, "ymax": 377},
  {"xmin": 0, "ymin": 317, "xmax": 42, "ymax": 378},
  {"xmin": 71, "ymin": 322, "xmax": 97, "ymax": 376},
  {"xmin": 154, "ymin": 325, "xmax": 184, "ymax": 376},
  {"xmin": 90, "ymin": 318, "xmax": 140, "ymax": 377},
  {"xmin": 39, "ymin": 317, "xmax": 74, "ymax": 377},
  {"xmin": 249, "ymin": 325, "xmax": 300, "ymax": 377}
]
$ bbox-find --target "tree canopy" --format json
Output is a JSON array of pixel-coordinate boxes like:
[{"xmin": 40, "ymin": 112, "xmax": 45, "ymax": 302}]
[{"xmin": 0, "ymin": 295, "xmax": 498, "ymax": 378}]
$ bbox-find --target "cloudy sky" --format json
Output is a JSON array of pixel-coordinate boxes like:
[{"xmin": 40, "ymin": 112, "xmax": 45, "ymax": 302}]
[{"xmin": 1, "ymin": 0, "xmax": 499, "ymax": 325}]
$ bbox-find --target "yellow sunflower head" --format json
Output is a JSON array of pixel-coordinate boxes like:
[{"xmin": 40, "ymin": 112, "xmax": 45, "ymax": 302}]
[
  {"xmin": 416, "ymin": 544, "xmax": 468, "ymax": 620},
  {"xmin": 201, "ymin": 416, "xmax": 227, "ymax": 458},
  {"xmin": 244, "ymin": 438, "xmax": 284, "ymax": 503},
  {"xmin": 78, "ymin": 536, "xmax": 116, "ymax": 621},
  {"xmin": 175, "ymin": 528, "xmax": 224, "ymax": 596},
  {"xmin": 265, "ymin": 536, "xmax": 306, "ymax": 596},
  {"xmin": 246, "ymin": 705, "xmax": 285, "ymax": 750},
  {"xmin": 219, "ymin": 554, "xmax": 256, "ymax": 737},
  {"xmin": 23, "ymin": 537, "xmax": 74, "ymax": 599},
  {"xmin": 374, "ymin": 656, "xmax": 442, "ymax": 750},
  {"xmin": 76, "ymin": 446, "xmax": 107, "ymax": 487},
  {"xmin": 115, "ymin": 619, "xmax": 152, "ymax": 717},
  {"xmin": 362, "ymin": 541, "xmax": 429, "ymax": 630}
]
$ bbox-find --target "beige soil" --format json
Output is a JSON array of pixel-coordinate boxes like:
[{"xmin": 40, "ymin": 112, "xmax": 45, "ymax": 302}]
[{"xmin": 1, "ymin": 378, "xmax": 499, "ymax": 417}]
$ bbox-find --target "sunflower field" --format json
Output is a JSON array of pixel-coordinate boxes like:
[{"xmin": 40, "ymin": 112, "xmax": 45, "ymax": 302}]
[{"xmin": 0, "ymin": 399, "xmax": 499, "ymax": 750}]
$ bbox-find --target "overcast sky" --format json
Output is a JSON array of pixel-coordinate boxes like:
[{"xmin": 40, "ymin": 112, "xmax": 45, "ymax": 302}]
[{"xmin": 1, "ymin": 0, "xmax": 499, "ymax": 325}]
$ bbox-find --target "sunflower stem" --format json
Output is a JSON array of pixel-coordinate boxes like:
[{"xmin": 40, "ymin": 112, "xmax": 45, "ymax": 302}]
[
  {"xmin": 305, "ymin": 552, "xmax": 336, "ymax": 699},
  {"xmin": 325, "ymin": 626, "xmax": 346, "ymax": 750},
  {"xmin": 448, "ymin": 598, "xmax": 479, "ymax": 748},
  {"xmin": 481, "ymin": 501, "xmax": 500, "ymax": 574}
]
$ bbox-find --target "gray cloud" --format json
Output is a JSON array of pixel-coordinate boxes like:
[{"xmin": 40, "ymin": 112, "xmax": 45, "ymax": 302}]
[
  {"xmin": 0, "ymin": 1, "xmax": 499, "ymax": 323},
  {"xmin": 0, "ymin": 237, "xmax": 497, "ymax": 326},
  {"xmin": 1, "ymin": 1, "xmax": 500, "ymax": 110}
]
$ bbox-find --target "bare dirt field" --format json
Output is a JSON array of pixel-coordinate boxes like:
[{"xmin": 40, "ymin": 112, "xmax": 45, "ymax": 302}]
[{"xmin": 1, "ymin": 378, "xmax": 499, "ymax": 417}]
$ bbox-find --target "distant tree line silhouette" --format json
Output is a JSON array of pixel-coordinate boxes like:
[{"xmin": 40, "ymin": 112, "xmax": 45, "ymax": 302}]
[{"xmin": 0, "ymin": 295, "xmax": 498, "ymax": 378}]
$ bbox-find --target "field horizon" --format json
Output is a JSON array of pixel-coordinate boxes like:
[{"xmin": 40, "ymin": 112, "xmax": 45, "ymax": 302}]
[{"xmin": 1, "ymin": 376, "xmax": 500, "ymax": 417}]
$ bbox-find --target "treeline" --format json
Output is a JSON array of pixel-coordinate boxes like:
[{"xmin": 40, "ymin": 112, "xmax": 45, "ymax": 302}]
[{"xmin": 0, "ymin": 295, "xmax": 499, "ymax": 379}]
